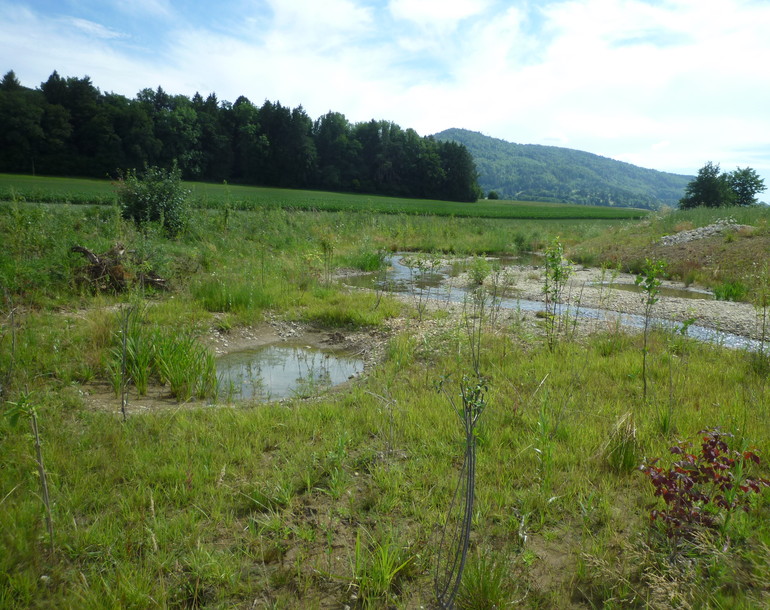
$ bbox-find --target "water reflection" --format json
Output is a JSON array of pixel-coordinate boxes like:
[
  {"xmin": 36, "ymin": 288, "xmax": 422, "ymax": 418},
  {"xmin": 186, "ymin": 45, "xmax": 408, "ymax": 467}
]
[{"xmin": 216, "ymin": 343, "xmax": 364, "ymax": 401}]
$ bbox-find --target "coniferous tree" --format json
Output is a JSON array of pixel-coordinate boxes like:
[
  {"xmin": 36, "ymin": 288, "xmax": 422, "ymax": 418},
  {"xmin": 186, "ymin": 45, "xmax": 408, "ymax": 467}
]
[{"xmin": 0, "ymin": 69, "xmax": 480, "ymax": 202}]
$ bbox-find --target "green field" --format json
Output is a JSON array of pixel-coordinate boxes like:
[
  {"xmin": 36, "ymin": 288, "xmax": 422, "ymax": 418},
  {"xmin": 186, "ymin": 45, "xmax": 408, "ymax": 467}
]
[
  {"xmin": 0, "ymin": 173, "xmax": 649, "ymax": 220},
  {"xmin": 1, "ymin": 182, "xmax": 768, "ymax": 608}
]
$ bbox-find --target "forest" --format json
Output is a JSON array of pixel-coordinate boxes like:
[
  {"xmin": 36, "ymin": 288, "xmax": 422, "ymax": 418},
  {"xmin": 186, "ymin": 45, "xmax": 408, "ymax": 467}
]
[
  {"xmin": 0, "ymin": 70, "xmax": 480, "ymax": 202},
  {"xmin": 436, "ymin": 128, "xmax": 692, "ymax": 208}
]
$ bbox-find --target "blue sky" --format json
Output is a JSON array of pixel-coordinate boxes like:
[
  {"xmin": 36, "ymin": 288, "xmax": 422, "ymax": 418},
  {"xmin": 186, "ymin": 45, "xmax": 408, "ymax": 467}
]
[{"xmin": 2, "ymin": 0, "xmax": 770, "ymax": 188}]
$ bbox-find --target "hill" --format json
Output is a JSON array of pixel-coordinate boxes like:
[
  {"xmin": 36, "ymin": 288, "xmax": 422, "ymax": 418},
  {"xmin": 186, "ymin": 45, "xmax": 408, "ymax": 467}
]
[{"xmin": 433, "ymin": 128, "xmax": 692, "ymax": 209}]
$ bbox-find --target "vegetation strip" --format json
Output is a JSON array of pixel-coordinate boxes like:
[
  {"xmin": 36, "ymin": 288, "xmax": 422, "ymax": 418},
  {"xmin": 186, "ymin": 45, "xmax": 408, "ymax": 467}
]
[
  {"xmin": 0, "ymin": 174, "xmax": 647, "ymax": 220},
  {"xmin": 1, "ymin": 180, "xmax": 768, "ymax": 608}
]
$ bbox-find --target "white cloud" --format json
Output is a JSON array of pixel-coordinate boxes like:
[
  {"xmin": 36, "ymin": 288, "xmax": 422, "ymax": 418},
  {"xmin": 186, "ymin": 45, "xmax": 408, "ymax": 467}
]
[
  {"xmin": 0, "ymin": 3, "xmax": 178, "ymax": 93},
  {"xmin": 266, "ymin": 0, "xmax": 373, "ymax": 32},
  {"xmin": 2, "ymin": 0, "xmax": 770, "ymax": 184},
  {"xmin": 239, "ymin": 0, "xmax": 375, "ymax": 54},
  {"xmin": 388, "ymin": 0, "xmax": 490, "ymax": 25},
  {"xmin": 64, "ymin": 17, "xmax": 127, "ymax": 40},
  {"xmin": 447, "ymin": 0, "xmax": 770, "ymax": 179}
]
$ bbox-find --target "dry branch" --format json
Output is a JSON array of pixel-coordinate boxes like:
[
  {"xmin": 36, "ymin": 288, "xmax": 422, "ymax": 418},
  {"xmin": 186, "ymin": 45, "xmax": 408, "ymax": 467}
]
[{"xmin": 71, "ymin": 243, "xmax": 167, "ymax": 293}]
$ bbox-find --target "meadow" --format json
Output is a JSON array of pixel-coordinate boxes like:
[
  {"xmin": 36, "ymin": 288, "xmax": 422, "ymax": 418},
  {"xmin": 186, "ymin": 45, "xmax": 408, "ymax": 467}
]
[
  {"xmin": 1, "ymin": 178, "xmax": 769, "ymax": 608},
  {"xmin": 0, "ymin": 173, "xmax": 648, "ymax": 220}
]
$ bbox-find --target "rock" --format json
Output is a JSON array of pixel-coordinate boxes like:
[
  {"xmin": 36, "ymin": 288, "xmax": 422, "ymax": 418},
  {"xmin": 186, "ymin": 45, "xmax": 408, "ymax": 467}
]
[{"xmin": 658, "ymin": 217, "xmax": 752, "ymax": 247}]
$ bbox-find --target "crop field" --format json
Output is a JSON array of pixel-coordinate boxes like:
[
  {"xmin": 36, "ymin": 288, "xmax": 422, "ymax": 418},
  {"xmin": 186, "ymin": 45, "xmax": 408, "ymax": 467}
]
[
  {"xmin": 0, "ymin": 173, "xmax": 648, "ymax": 220},
  {"xmin": 1, "ymin": 182, "xmax": 769, "ymax": 608}
]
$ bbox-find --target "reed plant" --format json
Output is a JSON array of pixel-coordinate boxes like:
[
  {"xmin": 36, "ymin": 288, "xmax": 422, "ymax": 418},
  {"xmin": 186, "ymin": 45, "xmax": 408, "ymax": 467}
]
[
  {"xmin": 104, "ymin": 307, "xmax": 218, "ymax": 402},
  {"xmin": 154, "ymin": 332, "xmax": 218, "ymax": 402}
]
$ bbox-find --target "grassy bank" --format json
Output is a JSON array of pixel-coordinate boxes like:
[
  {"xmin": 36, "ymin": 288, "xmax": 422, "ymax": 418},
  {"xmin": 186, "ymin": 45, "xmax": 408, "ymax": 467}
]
[
  {"xmin": 1, "ymin": 192, "xmax": 769, "ymax": 608},
  {"xmin": 571, "ymin": 205, "xmax": 770, "ymax": 295},
  {"xmin": 0, "ymin": 197, "xmax": 630, "ymax": 308}
]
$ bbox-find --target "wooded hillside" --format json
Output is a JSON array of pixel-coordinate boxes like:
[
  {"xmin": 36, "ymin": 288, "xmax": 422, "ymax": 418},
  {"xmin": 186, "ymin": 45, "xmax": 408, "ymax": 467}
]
[{"xmin": 434, "ymin": 128, "xmax": 692, "ymax": 209}]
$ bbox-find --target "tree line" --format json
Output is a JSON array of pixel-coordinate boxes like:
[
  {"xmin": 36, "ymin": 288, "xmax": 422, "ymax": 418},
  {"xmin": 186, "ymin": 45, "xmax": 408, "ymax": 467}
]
[
  {"xmin": 0, "ymin": 70, "xmax": 480, "ymax": 202},
  {"xmin": 679, "ymin": 161, "xmax": 766, "ymax": 209}
]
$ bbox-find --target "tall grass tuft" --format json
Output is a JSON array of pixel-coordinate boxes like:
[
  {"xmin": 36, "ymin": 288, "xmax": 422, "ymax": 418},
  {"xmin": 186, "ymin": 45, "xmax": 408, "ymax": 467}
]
[
  {"xmin": 154, "ymin": 332, "xmax": 218, "ymax": 402},
  {"xmin": 106, "ymin": 309, "xmax": 218, "ymax": 402},
  {"xmin": 350, "ymin": 530, "xmax": 413, "ymax": 607},
  {"xmin": 191, "ymin": 277, "xmax": 272, "ymax": 313},
  {"xmin": 456, "ymin": 550, "xmax": 517, "ymax": 609},
  {"xmin": 603, "ymin": 413, "xmax": 640, "ymax": 473},
  {"xmin": 106, "ymin": 306, "xmax": 152, "ymax": 396},
  {"xmin": 713, "ymin": 280, "xmax": 748, "ymax": 302}
]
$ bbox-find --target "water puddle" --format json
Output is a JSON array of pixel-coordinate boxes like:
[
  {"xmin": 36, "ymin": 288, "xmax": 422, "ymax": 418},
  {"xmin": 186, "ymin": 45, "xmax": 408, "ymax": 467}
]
[
  {"xmin": 216, "ymin": 342, "xmax": 364, "ymax": 401},
  {"xmin": 591, "ymin": 282, "xmax": 713, "ymax": 300}
]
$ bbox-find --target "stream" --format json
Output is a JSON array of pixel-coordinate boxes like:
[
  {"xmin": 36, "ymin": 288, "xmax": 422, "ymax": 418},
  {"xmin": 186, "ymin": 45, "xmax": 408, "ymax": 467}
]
[{"xmin": 348, "ymin": 254, "xmax": 769, "ymax": 352}]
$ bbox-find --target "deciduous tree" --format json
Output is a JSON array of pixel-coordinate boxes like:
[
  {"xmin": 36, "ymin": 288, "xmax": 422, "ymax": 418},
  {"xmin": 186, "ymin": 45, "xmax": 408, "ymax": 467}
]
[
  {"xmin": 679, "ymin": 162, "xmax": 734, "ymax": 209},
  {"xmin": 727, "ymin": 166, "xmax": 766, "ymax": 206},
  {"xmin": 680, "ymin": 162, "xmax": 766, "ymax": 208}
]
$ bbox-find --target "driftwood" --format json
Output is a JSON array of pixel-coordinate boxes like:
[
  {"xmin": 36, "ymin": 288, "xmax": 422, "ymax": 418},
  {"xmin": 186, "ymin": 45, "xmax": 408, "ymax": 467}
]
[{"xmin": 71, "ymin": 243, "xmax": 167, "ymax": 293}]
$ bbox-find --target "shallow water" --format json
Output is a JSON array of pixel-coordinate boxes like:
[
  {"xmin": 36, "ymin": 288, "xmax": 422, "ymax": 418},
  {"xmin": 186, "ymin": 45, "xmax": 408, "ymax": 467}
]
[
  {"xmin": 216, "ymin": 342, "xmax": 364, "ymax": 401},
  {"xmin": 345, "ymin": 254, "xmax": 767, "ymax": 352},
  {"xmin": 591, "ymin": 282, "xmax": 713, "ymax": 301}
]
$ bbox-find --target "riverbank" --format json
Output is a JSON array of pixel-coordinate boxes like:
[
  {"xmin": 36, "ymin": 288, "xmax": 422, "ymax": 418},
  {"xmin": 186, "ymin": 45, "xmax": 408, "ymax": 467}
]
[{"xmin": 494, "ymin": 263, "xmax": 763, "ymax": 340}]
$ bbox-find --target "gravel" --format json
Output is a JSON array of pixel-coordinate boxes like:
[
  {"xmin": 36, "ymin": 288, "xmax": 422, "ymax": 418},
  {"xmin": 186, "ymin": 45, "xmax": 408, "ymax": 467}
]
[{"xmin": 490, "ymin": 264, "xmax": 763, "ymax": 340}]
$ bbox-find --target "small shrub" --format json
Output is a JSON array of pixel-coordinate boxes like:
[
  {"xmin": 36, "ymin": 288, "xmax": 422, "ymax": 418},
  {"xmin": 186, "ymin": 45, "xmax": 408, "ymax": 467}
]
[
  {"xmin": 542, "ymin": 238, "xmax": 572, "ymax": 350},
  {"xmin": 635, "ymin": 258, "xmax": 666, "ymax": 402},
  {"xmin": 116, "ymin": 164, "xmax": 189, "ymax": 237},
  {"xmin": 468, "ymin": 255, "xmax": 491, "ymax": 286},
  {"xmin": 640, "ymin": 428, "xmax": 769, "ymax": 540}
]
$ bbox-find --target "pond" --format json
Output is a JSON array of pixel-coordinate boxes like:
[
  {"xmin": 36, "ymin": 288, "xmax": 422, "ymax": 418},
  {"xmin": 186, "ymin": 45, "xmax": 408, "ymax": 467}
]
[{"xmin": 216, "ymin": 342, "xmax": 364, "ymax": 401}]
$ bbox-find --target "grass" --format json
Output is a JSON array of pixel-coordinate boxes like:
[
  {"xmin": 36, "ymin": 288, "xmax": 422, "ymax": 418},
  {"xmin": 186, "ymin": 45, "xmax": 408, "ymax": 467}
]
[
  {"xmin": 1, "ymin": 182, "xmax": 768, "ymax": 607},
  {"xmin": 2, "ymin": 327, "xmax": 768, "ymax": 607},
  {"xmin": 0, "ymin": 173, "xmax": 648, "ymax": 220},
  {"xmin": 571, "ymin": 204, "xmax": 770, "ymax": 295}
]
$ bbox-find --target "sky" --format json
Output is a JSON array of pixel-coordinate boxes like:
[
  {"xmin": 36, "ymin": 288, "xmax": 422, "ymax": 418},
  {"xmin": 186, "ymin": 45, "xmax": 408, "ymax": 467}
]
[{"xmin": 2, "ymin": 0, "xmax": 770, "ymax": 188}]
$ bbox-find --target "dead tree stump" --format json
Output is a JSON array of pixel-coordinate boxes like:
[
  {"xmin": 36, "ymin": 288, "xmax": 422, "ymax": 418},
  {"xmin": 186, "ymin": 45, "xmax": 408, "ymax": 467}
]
[{"xmin": 71, "ymin": 243, "xmax": 167, "ymax": 293}]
